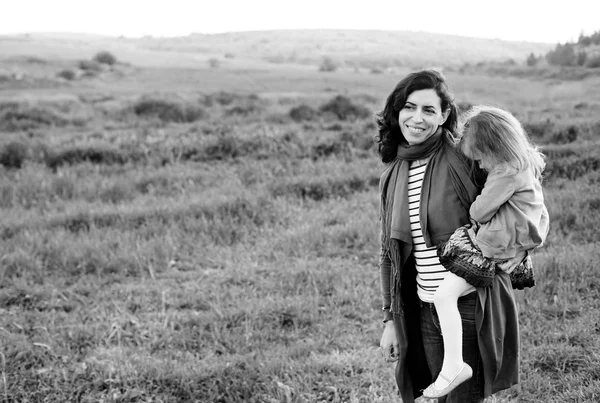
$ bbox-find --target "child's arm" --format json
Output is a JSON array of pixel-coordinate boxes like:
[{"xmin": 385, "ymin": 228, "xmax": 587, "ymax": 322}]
[{"xmin": 470, "ymin": 172, "xmax": 516, "ymax": 224}]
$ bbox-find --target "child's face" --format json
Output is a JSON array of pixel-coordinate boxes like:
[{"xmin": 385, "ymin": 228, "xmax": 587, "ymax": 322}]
[
  {"xmin": 461, "ymin": 132, "xmax": 496, "ymax": 172},
  {"xmin": 472, "ymin": 153, "xmax": 495, "ymax": 172}
]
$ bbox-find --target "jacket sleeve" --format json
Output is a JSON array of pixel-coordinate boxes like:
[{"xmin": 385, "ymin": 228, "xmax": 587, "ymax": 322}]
[
  {"xmin": 380, "ymin": 246, "xmax": 393, "ymax": 322},
  {"xmin": 470, "ymin": 173, "xmax": 516, "ymax": 224}
]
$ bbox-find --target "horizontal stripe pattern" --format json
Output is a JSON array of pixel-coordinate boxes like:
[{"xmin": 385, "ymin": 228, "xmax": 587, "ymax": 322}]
[{"xmin": 409, "ymin": 160, "xmax": 448, "ymax": 303}]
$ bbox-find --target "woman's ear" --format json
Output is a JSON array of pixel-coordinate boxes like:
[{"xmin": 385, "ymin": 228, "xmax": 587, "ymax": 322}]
[{"xmin": 440, "ymin": 108, "xmax": 450, "ymax": 125}]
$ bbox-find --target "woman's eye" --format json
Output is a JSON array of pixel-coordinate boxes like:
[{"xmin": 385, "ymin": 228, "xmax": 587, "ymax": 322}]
[{"xmin": 403, "ymin": 105, "xmax": 414, "ymax": 110}]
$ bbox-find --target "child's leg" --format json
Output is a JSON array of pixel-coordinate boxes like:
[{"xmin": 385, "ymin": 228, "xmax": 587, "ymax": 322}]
[{"xmin": 432, "ymin": 272, "xmax": 474, "ymax": 388}]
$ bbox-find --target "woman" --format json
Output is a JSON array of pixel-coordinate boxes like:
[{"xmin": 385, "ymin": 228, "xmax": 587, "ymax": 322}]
[{"xmin": 376, "ymin": 69, "xmax": 520, "ymax": 403}]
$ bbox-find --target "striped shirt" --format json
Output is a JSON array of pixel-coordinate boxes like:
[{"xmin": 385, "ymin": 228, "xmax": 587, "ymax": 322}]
[{"xmin": 409, "ymin": 159, "xmax": 448, "ymax": 303}]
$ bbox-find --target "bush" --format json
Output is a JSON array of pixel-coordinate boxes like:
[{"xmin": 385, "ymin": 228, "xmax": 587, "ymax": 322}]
[
  {"xmin": 78, "ymin": 60, "xmax": 102, "ymax": 72},
  {"xmin": 289, "ymin": 105, "xmax": 318, "ymax": 122},
  {"xmin": 549, "ymin": 125, "xmax": 578, "ymax": 144},
  {"xmin": 319, "ymin": 56, "xmax": 338, "ymax": 72},
  {"xmin": 208, "ymin": 58, "xmax": 220, "ymax": 68},
  {"xmin": 224, "ymin": 104, "xmax": 262, "ymax": 117},
  {"xmin": 57, "ymin": 69, "xmax": 76, "ymax": 80},
  {"xmin": 47, "ymin": 145, "xmax": 127, "ymax": 169},
  {"xmin": 585, "ymin": 55, "xmax": 600, "ymax": 68},
  {"xmin": 523, "ymin": 120, "xmax": 555, "ymax": 139},
  {"xmin": 311, "ymin": 141, "xmax": 351, "ymax": 160},
  {"xmin": 545, "ymin": 155, "xmax": 600, "ymax": 180},
  {"xmin": 204, "ymin": 91, "xmax": 236, "ymax": 106},
  {"xmin": 99, "ymin": 181, "xmax": 135, "ymax": 204},
  {"xmin": 319, "ymin": 95, "xmax": 371, "ymax": 120},
  {"xmin": 203, "ymin": 136, "xmax": 240, "ymax": 160},
  {"xmin": 93, "ymin": 51, "xmax": 117, "ymax": 66},
  {"xmin": 0, "ymin": 141, "xmax": 29, "ymax": 169},
  {"xmin": 0, "ymin": 105, "xmax": 71, "ymax": 132},
  {"xmin": 132, "ymin": 99, "xmax": 207, "ymax": 122}
]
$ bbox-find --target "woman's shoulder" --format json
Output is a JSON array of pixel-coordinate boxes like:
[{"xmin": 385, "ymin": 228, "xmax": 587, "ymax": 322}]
[
  {"xmin": 440, "ymin": 132, "xmax": 468, "ymax": 161},
  {"xmin": 442, "ymin": 129, "xmax": 461, "ymax": 147},
  {"xmin": 440, "ymin": 132, "xmax": 488, "ymax": 185}
]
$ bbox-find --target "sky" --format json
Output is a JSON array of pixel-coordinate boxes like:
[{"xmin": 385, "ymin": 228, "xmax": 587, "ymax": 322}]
[{"xmin": 1, "ymin": 0, "xmax": 599, "ymax": 44}]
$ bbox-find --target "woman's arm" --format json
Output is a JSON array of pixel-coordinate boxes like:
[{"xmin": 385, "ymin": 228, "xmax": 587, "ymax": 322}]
[
  {"xmin": 379, "ymin": 248, "xmax": 398, "ymax": 362},
  {"xmin": 380, "ymin": 249, "xmax": 393, "ymax": 321}
]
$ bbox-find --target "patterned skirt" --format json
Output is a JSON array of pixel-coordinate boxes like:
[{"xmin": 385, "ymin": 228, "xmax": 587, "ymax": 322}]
[{"xmin": 437, "ymin": 224, "xmax": 535, "ymax": 289}]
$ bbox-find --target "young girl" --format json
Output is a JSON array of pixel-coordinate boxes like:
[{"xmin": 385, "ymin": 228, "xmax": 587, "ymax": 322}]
[{"xmin": 422, "ymin": 106, "xmax": 550, "ymax": 399}]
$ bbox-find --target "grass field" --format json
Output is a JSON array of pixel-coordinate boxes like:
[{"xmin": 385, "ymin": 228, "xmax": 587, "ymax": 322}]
[{"xmin": 1, "ymin": 33, "xmax": 599, "ymax": 402}]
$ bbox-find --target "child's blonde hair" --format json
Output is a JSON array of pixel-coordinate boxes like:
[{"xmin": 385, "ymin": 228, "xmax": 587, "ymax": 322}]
[{"xmin": 459, "ymin": 106, "xmax": 545, "ymax": 178}]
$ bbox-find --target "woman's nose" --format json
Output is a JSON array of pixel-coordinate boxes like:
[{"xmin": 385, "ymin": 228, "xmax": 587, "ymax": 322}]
[{"xmin": 412, "ymin": 110, "xmax": 423, "ymax": 122}]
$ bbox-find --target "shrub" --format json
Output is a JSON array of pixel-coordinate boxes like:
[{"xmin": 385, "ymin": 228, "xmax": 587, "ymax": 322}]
[
  {"xmin": 523, "ymin": 120, "xmax": 555, "ymax": 139},
  {"xmin": 585, "ymin": 55, "xmax": 600, "ymax": 68},
  {"xmin": 340, "ymin": 130, "xmax": 375, "ymax": 151},
  {"xmin": 545, "ymin": 155, "xmax": 600, "ymax": 180},
  {"xmin": 311, "ymin": 141, "xmax": 351, "ymax": 160},
  {"xmin": 319, "ymin": 95, "xmax": 371, "ymax": 120},
  {"xmin": 224, "ymin": 104, "xmax": 262, "ymax": 117},
  {"xmin": 289, "ymin": 104, "xmax": 318, "ymax": 122},
  {"xmin": 51, "ymin": 176, "xmax": 76, "ymax": 200},
  {"xmin": 0, "ymin": 141, "xmax": 29, "ymax": 169},
  {"xmin": 215, "ymin": 92, "xmax": 236, "ymax": 105},
  {"xmin": 203, "ymin": 136, "xmax": 240, "ymax": 160},
  {"xmin": 550, "ymin": 125, "xmax": 578, "ymax": 144},
  {"xmin": 203, "ymin": 91, "xmax": 236, "ymax": 106},
  {"xmin": 28, "ymin": 141, "xmax": 54, "ymax": 165},
  {"xmin": 319, "ymin": 56, "xmax": 338, "ymax": 72},
  {"xmin": 46, "ymin": 145, "xmax": 127, "ymax": 169},
  {"xmin": 208, "ymin": 58, "xmax": 220, "ymax": 68},
  {"xmin": 0, "ymin": 105, "xmax": 70, "ymax": 132},
  {"xmin": 24, "ymin": 56, "xmax": 47, "ymax": 64},
  {"xmin": 93, "ymin": 51, "xmax": 117, "ymax": 66},
  {"xmin": 132, "ymin": 99, "xmax": 207, "ymax": 122},
  {"xmin": 57, "ymin": 69, "xmax": 76, "ymax": 80},
  {"xmin": 99, "ymin": 181, "xmax": 135, "ymax": 204},
  {"xmin": 78, "ymin": 60, "xmax": 102, "ymax": 72},
  {"xmin": 326, "ymin": 123, "xmax": 344, "ymax": 131}
]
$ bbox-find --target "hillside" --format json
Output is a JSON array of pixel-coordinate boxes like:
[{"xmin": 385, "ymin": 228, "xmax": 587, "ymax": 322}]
[
  {"xmin": 0, "ymin": 29, "xmax": 553, "ymax": 69},
  {"xmin": 147, "ymin": 29, "xmax": 553, "ymax": 68}
]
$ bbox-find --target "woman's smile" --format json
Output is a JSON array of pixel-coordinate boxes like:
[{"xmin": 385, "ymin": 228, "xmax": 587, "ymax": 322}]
[{"xmin": 406, "ymin": 125, "xmax": 426, "ymax": 133}]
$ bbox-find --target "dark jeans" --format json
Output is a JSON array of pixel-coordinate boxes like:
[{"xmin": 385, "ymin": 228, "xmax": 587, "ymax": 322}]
[{"xmin": 420, "ymin": 291, "xmax": 484, "ymax": 403}]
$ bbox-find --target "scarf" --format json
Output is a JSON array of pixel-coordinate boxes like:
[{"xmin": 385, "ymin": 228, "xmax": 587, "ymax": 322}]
[{"xmin": 379, "ymin": 129, "xmax": 479, "ymax": 313}]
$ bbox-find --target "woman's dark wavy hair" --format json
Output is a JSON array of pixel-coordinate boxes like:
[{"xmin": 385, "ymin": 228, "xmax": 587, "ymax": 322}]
[{"xmin": 375, "ymin": 69, "xmax": 458, "ymax": 163}]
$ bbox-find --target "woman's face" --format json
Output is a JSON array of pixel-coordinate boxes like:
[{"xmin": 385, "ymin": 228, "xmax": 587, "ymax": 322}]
[{"xmin": 398, "ymin": 89, "xmax": 449, "ymax": 145}]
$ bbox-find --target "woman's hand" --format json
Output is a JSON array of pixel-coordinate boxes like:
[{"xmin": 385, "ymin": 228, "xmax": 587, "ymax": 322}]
[{"xmin": 379, "ymin": 321, "xmax": 399, "ymax": 363}]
